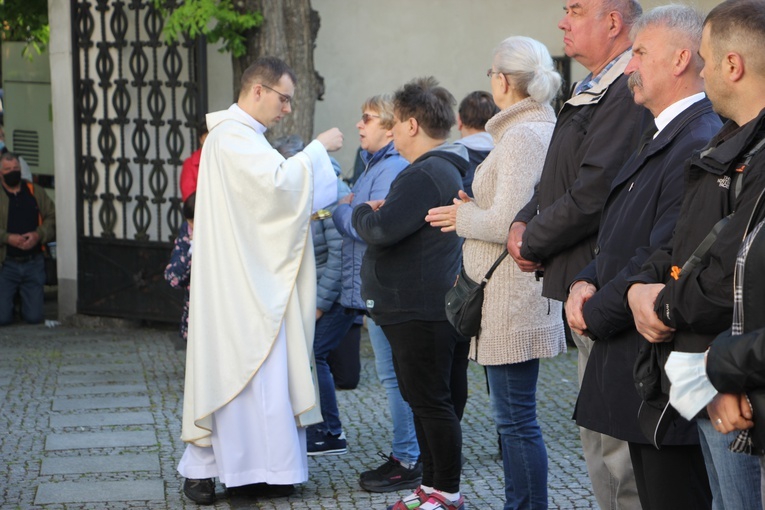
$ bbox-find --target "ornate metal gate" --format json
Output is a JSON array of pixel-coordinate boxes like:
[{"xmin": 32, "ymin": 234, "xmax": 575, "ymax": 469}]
[{"xmin": 73, "ymin": 0, "xmax": 207, "ymax": 321}]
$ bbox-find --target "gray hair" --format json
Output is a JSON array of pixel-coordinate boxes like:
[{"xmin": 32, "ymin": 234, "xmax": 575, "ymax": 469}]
[
  {"xmin": 600, "ymin": 0, "xmax": 643, "ymax": 28},
  {"xmin": 631, "ymin": 4, "xmax": 704, "ymax": 70},
  {"xmin": 493, "ymin": 36, "xmax": 562, "ymax": 105},
  {"xmin": 272, "ymin": 134, "xmax": 305, "ymax": 159}
]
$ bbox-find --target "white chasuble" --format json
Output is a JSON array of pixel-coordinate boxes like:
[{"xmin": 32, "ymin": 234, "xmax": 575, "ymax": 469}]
[{"xmin": 178, "ymin": 105, "xmax": 335, "ymax": 485}]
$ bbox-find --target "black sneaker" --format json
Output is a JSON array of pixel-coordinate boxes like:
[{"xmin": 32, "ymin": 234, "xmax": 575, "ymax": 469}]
[
  {"xmin": 306, "ymin": 429, "xmax": 347, "ymax": 456},
  {"xmin": 183, "ymin": 478, "xmax": 215, "ymax": 505},
  {"xmin": 359, "ymin": 452, "xmax": 422, "ymax": 492}
]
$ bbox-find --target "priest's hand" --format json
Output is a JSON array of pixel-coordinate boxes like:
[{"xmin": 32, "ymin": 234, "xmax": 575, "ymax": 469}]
[{"xmin": 317, "ymin": 128, "xmax": 344, "ymax": 152}]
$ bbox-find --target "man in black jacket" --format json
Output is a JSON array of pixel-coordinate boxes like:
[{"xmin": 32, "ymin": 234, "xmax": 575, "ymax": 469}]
[
  {"xmin": 627, "ymin": 1, "xmax": 765, "ymax": 507},
  {"xmin": 508, "ymin": 1, "xmax": 651, "ymax": 507},
  {"xmin": 564, "ymin": 6, "xmax": 720, "ymax": 509},
  {"xmin": 353, "ymin": 77, "xmax": 469, "ymax": 510}
]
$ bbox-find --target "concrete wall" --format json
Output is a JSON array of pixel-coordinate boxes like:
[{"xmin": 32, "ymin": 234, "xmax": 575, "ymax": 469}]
[
  {"xmin": 205, "ymin": 2, "xmax": 722, "ymax": 173},
  {"xmin": 48, "ymin": 0, "xmax": 77, "ymax": 320},
  {"xmin": 309, "ymin": 0, "xmax": 720, "ymax": 174}
]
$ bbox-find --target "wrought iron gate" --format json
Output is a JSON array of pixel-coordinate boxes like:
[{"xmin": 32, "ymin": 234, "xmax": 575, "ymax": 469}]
[{"xmin": 73, "ymin": 0, "xmax": 207, "ymax": 321}]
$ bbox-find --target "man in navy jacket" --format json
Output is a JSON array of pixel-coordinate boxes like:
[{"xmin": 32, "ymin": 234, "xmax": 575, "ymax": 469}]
[{"xmin": 565, "ymin": 6, "xmax": 721, "ymax": 509}]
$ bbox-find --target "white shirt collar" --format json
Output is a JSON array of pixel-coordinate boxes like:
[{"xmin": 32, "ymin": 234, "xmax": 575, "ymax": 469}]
[
  {"xmin": 653, "ymin": 92, "xmax": 706, "ymax": 138},
  {"xmin": 229, "ymin": 103, "xmax": 267, "ymax": 135}
]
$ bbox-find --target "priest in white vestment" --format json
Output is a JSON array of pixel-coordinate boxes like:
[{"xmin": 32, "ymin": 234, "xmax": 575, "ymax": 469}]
[{"xmin": 176, "ymin": 56, "xmax": 344, "ymax": 505}]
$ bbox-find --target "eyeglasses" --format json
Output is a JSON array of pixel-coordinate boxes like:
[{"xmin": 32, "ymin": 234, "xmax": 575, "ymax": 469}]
[
  {"xmin": 260, "ymin": 83, "xmax": 292, "ymax": 105},
  {"xmin": 487, "ymin": 69, "xmax": 504, "ymax": 78},
  {"xmin": 361, "ymin": 113, "xmax": 380, "ymax": 124}
]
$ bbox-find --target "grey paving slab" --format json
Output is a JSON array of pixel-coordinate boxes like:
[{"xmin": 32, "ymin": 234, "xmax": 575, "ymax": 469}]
[
  {"xmin": 34, "ymin": 480, "xmax": 164, "ymax": 504},
  {"xmin": 0, "ymin": 319, "xmax": 600, "ymax": 509},
  {"xmin": 50, "ymin": 411, "xmax": 155, "ymax": 428},
  {"xmin": 55, "ymin": 383, "xmax": 147, "ymax": 396},
  {"xmin": 59, "ymin": 362, "xmax": 143, "ymax": 373},
  {"xmin": 45, "ymin": 430, "xmax": 157, "ymax": 450},
  {"xmin": 52, "ymin": 395, "xmax": 150, "ymax": 411},
  {"xmin": 40, "ymin": 453, "xmax": 160, "ymax": 474},
  {"xmin": 57, "ymin": 371, "xmax": 145, "ymax": 384}
]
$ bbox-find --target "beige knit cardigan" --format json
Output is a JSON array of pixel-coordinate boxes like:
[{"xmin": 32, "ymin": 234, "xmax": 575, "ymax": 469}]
[{"xmin": 456, "ymin": 98, "xmax": 566, "ymax": 366}]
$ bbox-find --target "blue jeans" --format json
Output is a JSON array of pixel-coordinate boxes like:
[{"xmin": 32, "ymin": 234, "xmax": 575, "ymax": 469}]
[
  {"xmin": 311, "ymin": 303, "xmax": 359, "ymax": 435},
  {"xmin": 0, "ymin": 254, "xmax": 46, "ymax": 326},
  {"xmin": 697, "ymin": 417, "xmax": 762, "ymax": 510},
  {"xmin": 368, "ymin": 318, "xmax": 420, "ymax": 465},
  {"xmin": 487, "ymin": 359, "xmax": 548, "ymax": 510}
]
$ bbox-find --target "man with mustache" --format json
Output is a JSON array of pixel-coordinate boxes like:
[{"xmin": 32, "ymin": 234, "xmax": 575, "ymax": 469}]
[
  {"xmin": 564, "ymin": 5, "xmax": 721, "ymax": 508},
  {"xmin": 0, "ymin": 152, "xmax": 55, "ymax": 326}
]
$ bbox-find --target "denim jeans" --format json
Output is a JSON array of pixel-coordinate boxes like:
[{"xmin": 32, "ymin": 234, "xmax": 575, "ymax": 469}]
[
  {"xmin": 0, "ymin": 254, "xmax": 46, "ymax": 325},
  {"xmin": 311, "ymin": 302, "xmax": 358, "ymax": 435},
  {"xmin": 697, "ymin": 417, "xmax": 762, "ymax": 510},
  {"xmin": 487, "ymin": 359, "xmax": 548, "ymax": 510},
  {"xmin": 383, "ymin": 320, "xmax": 464, "ymax": 493},
  {"xmin": 367, "ymin": 318, "xmax": 420, "ymax": 465}
]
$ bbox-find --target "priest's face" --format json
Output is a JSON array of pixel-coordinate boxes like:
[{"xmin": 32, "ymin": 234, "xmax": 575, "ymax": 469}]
[{"xmin": 260, "ymin": 74, "xmax": 295, "ymax": 128}]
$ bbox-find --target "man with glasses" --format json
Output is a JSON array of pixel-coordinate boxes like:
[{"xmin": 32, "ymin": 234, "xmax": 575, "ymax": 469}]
[{"xmin": 177, "ymin": 56, "xmax": 344, "ymax": 505}]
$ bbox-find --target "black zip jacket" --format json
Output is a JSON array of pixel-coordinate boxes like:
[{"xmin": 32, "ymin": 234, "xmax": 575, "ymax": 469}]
[
  {"xmin": 628, "ymin": 107, "xmax": 765, "ymax": 353},
  {"xmin": 352, "ymin": 147, "xmax": 468, "ymax": 326}
]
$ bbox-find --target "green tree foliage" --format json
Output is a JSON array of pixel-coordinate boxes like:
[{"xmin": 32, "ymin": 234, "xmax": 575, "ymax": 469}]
[
  {"xmin": 154, "ymin": 0, "xmax": 263, "ymax": 58},
  {"xmin": 0, "ymin": 0, "xmax": 50, "ymax": 57}
]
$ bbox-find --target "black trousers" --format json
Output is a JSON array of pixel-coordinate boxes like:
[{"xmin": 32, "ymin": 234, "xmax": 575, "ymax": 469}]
[
  {"xmin": 382, "ymin": 320, "xmax": 468, "ymax": 493},
  {"xmin": 628, "ymin": 442, "xmax": 712, "ymax": 510}
]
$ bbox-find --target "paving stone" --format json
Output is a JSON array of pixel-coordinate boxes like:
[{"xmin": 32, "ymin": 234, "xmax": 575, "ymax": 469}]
[
  {"xmin": 57, "ymin": 372, "xmax": 145, "ymax": 384},
  {"xmin": 50, "ymin": 411, "xmax": 155, "ymax": 428},
  {"xmin": 55, "ymin": 383, "xmax": 147, "ymax": 396},
  {"xmin": 58, "ymin": 362, "xmax": 143, "ymax": 373},
  {"xmin": 0, "ymin": 321, "xmax": 597, "ymax": 509},
  {"xmin": 52, "ymin": 395, "xmax": 150, "ymax": 411},
  {"xmin": 40, "ymin": 453, "xmax": 160, "ymax": 474},
  {"xmin": 34, "ymin": 480, "xmax": 164, "ymax": 504},
  {"xmin": 45, "ymin": 430, "xmax": 157, "ymax": 450}
]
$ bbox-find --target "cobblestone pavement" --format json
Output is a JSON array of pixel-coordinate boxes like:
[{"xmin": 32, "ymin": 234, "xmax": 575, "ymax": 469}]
[{"xmin": 0, "ymin": 320, "xmax": 596, "ymax": 509}]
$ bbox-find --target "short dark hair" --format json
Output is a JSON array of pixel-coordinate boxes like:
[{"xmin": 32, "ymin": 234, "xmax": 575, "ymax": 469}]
[
  {"xmin": 705, "ymin": 0, "xmax": 765, "ymax": 76},
  {"xmin": 458, "ymin": 91, "xmax": 499, "ymax": 130},
  {"xmin": 196, "ymin": 120, "xmax": 208, "ymax": 140},
  {"xmin": 183, "ymin": 192, "xmax": 196, "ymax": 221},
  {"xmin": 393, "ymin": 77, "xmax": 456, "ymax": 140},
  {"xmin": 0, "ymin": 151, "xmax": 19, "ymax": 164},
  {"xmin": 239, "ymin": 56, "xmax": 297, "ymax": 99}
]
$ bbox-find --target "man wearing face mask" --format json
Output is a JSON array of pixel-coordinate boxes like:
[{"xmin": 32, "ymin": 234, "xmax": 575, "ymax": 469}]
[{"xmin": 0, "ymin": 152, "xmax": 55, "ymax": 325}]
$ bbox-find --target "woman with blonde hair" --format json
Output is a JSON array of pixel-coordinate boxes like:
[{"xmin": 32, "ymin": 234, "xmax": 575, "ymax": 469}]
[{"xmin": 427, "ymin": 36, "xmax": 566, "ymax": 509}]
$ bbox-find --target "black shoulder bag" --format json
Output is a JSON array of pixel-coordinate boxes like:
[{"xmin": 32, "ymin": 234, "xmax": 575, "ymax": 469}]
[{"xmin": 445, "ymin": 250, "xmax": 508, "ymax": 338}]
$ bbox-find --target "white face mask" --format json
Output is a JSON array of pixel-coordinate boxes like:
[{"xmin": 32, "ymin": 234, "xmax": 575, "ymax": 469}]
[{"xmin": 665, "ymin": 351, "xmax": 719, "ymax": 421}]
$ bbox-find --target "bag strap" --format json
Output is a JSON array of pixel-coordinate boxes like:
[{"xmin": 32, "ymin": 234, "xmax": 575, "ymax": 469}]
[
  {"xmin": 677, "ymin": 135, "xmax": 765, "ymax": 278},
  {"xmin": 480, "ymin": 249, "xmax": 509, "ymax": 284}
]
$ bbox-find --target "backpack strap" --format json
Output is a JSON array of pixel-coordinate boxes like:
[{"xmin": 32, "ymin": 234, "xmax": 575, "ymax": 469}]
[{"xmin": 674, "ymin": 134, "xmax": 765, "ymax": 280}]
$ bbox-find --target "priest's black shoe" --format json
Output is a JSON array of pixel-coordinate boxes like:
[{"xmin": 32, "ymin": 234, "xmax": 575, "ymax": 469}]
[
  {"xmin": 227, "ymin": 483, "xmax": 295, "ymax": 499},
  {"xmin": 183, "ymin": 478, "xmax": 215, "ymax": 505}
]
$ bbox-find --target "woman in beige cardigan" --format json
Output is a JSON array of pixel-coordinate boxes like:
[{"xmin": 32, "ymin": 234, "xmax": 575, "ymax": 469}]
[{"xmin": 426, "ymin": 36, "xmax": 566, "ymax": 509}]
